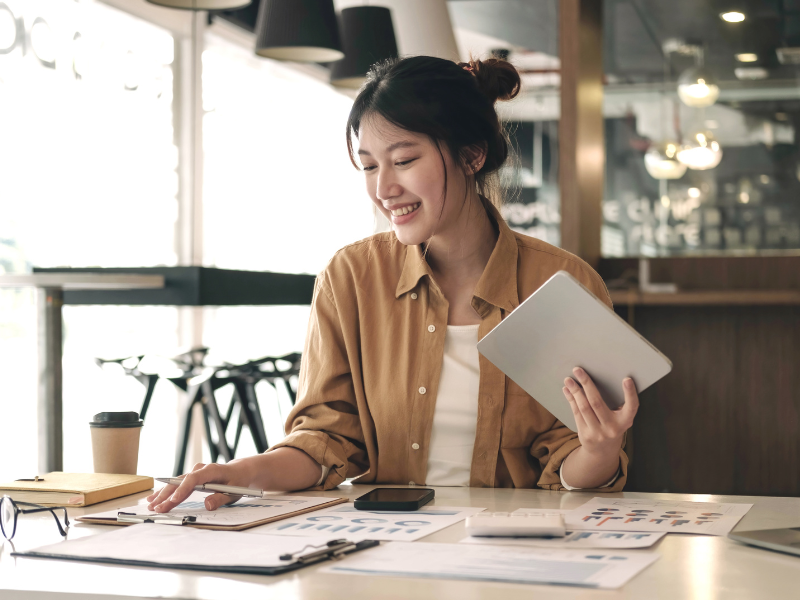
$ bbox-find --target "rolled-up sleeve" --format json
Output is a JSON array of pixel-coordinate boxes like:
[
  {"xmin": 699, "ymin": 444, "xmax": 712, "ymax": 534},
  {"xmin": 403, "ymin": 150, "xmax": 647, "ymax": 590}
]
[{"xmin": 267, "ymin": 270, "xmax": 369, "ymax": 490}]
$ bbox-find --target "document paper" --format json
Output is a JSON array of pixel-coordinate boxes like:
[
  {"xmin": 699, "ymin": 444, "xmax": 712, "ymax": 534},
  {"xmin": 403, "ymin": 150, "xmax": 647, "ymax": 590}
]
[
  {"xmin": 252, "ymin": 503, "xmax": 484, "ymax": 541},
  {"xmin": 79, "ymin": 492, "xmax": 343, "ymax": 528},
  {"xmin": 325, "ymin": 542, "xmax": 659, "ymax": 589},
  {"xmin": 20, "ymin": 523, "xmax": 348, "ymax": 569},
  {"xmin": 566, "ymin": 497, "xmax": 753, "ymax": 536}
]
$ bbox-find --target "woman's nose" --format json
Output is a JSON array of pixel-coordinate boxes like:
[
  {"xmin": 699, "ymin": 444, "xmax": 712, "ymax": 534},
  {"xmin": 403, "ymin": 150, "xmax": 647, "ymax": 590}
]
[{"xmin": 376, "ymin": 170, "xmax": 400, "ymax": 201}]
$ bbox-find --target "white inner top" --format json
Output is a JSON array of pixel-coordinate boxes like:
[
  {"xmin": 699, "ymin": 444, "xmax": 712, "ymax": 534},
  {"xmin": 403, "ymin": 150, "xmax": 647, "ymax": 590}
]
[{"xmin": 425, "ymin": 324, "xmax": 482, "ymax": 487}]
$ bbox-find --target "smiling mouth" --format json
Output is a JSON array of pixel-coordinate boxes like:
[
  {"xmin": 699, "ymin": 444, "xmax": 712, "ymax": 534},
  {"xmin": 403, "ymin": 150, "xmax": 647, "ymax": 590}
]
[{"xmin": 390, "ymin": 203, "xmax": 420, "ymax": 217}]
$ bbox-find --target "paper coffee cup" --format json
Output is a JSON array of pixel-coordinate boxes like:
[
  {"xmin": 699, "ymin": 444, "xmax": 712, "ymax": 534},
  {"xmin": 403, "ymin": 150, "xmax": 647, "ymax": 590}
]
[{"xmin": 89, "ymin": 411, "xmax": 143, "ymax": 474}]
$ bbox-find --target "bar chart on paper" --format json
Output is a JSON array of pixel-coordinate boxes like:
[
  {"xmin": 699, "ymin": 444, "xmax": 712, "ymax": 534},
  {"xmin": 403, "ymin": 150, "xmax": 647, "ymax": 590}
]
[
  {"xmin": 566, "ymin": 498, "xmax": 752, "ymax": 536},
  {"xmin": 252, "ymin": 504, "xmax": 484, "ymax": 541}
]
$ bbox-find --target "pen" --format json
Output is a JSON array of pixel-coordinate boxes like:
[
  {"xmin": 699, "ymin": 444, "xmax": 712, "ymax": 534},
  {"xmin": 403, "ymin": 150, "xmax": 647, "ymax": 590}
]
[{"xmin": 155, "ymin": 477, "xmax": 266, "ymax": 498}]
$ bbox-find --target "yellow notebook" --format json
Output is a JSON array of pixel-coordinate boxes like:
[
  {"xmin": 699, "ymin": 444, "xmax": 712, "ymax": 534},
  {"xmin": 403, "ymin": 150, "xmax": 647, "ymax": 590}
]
[{"xmin": 0, "ymin": 472, "xmax": 154, "ymax": 507}]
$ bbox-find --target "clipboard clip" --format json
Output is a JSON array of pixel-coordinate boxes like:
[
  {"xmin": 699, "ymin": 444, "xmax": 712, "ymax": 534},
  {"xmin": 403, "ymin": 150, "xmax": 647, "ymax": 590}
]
[
  {"xmin": 279, "ymin": 539, "xmax": 379, "ymax": 565},
  {"xmin": 117, "ymin": 512, "xmax": 197, "ymax": 526}
]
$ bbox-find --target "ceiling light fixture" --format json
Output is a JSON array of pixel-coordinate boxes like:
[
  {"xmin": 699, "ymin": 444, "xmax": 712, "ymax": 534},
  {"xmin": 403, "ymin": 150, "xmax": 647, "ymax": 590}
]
[
  {"xmin": 721, "ymin": 11, "xmax": 745, "ymax": 23},
  {"xmin": 734, "ymin": 67, "xmax": 768, "ymax": 80},
  {"xmin": 677, "ymin": 130, "xmax": 723, "ymax": 171},
  {"xmin": 644, "ymin": 141, "xmax": 688, "ymax": 180},
  {"xmin": 677, "ymin": 66, "xmax": 719, "ymax": 107},
  {"xmin": 255, "ymin": 0, "xmax": 343, "ymax": 62},
  {"xmin": 735, "ymin": 53, "xmax": 758, "ymax": 62},
  {"xmin": 330, "ymin": 6, "xmax": 398, "ymax": 88}
]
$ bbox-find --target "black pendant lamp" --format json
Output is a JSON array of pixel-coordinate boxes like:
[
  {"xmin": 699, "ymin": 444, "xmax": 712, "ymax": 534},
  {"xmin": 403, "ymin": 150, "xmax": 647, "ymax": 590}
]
[
  {"xmin": 330, "ymin": 6, "xmax": 398, "ymax": 88},
  {"xmin": 255, "ymin": 0, "xmax": 344, "ymax": 63},
  {"xmin": 146, "ymin": 0, "xmax": 252, "ymax": 9}
]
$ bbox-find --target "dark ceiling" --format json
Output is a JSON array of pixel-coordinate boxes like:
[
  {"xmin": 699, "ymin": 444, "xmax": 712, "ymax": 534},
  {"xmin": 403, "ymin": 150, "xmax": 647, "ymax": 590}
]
[
  {"xmin": 216, "ymin": 1, "xmax": 800, "ymax": 83},
  {"xmin": 449, "ymin": 0, "xmax": 800, "ymax": 83}
]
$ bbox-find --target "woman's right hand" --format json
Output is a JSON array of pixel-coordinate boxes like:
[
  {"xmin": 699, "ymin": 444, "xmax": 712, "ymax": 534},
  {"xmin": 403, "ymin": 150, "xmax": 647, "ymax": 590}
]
[{"xmin": 146, "ymin": 460, "xmax": 249, "ymax": 513}]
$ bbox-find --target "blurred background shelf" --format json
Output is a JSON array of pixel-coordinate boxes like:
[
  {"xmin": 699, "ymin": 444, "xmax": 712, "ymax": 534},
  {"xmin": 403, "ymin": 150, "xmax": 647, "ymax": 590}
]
[{"xmin": 610, "ymin": 289, "xmax": 800, "ymax": 305}]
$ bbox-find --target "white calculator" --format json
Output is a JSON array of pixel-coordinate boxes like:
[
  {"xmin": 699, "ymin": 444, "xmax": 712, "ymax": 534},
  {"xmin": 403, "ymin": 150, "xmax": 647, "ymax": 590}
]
[{"xmin": 465, "ymin": 512, "xmax": 566, "ymax": 538}]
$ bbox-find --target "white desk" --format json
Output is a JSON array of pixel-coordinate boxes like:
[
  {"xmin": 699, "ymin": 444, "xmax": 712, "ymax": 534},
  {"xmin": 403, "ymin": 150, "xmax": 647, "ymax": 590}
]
[{"xmin": 1, "ymin": 485, "xmax": 799, "ymax": 599}]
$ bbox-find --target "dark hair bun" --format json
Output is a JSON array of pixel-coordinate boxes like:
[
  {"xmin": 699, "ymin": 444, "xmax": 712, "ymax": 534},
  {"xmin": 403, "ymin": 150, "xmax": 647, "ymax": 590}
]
[{"xmin": 458, "ymin": 58, "xmax": 521, "ymax": 104}]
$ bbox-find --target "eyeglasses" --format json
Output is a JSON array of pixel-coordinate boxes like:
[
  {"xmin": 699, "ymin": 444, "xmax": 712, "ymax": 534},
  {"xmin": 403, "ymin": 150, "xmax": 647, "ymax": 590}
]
[{"xmin": 1, "ymin": 495, "xmax": 70, "ymax": 540}]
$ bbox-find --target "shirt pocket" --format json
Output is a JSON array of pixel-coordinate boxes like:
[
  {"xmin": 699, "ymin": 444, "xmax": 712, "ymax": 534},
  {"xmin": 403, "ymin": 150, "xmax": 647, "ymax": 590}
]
[{"xmin": 501, "ymin": 380, "xmax": 558, "ymax": 448}]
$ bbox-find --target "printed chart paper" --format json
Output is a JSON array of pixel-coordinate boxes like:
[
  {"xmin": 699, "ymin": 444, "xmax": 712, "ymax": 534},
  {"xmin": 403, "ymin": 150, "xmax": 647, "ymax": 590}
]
[
  {"xmin": 566, "ymin": 497, "xmax": 753, "ymax": 536},
  {"xmin": 324, "ymin": 542, "xmax": 659, "ymax": 589},
  {"xmin": 252, "ymin": 503, "xmax": 484, "ymax": 541},
  {"xmin": 462, "ymin": 530, "xmax": 666, "ymax": 549},
  {"xmin": 79, "ymin": 492, "xmax": 341, "ymax": 528}
]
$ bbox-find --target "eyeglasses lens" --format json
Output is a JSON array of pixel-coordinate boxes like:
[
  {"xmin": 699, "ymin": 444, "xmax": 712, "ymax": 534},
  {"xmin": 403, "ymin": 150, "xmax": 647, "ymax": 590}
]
[{"xmin": 1, "ymin": 497, "xmax": 15, "ymax": 539}]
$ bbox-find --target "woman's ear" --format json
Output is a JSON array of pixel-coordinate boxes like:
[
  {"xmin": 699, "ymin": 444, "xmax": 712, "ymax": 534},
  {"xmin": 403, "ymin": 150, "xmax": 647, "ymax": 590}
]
[{"xmin": 462, "ymin": 142, "xmax": 488, "ymax": 174}]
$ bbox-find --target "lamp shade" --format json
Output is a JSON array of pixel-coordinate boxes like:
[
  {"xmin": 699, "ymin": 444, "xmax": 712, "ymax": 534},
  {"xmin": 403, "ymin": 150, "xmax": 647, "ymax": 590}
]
[
  {"xmin": 330, "ymin": 6, "xmax": 398, "ymax": 88},
  {"xmin": 146, "ymin": 0, "xmax": 252, "ymax": 9},
  {"xmin": 255, "ymin": 0, "xmax": 344, "ymax": 62}
]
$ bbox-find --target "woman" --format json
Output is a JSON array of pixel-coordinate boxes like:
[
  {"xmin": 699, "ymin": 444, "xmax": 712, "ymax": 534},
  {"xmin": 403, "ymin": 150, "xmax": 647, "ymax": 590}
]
[{"xmin": 148, "ymin": 56, "xmax": 637, "ymax": 514}]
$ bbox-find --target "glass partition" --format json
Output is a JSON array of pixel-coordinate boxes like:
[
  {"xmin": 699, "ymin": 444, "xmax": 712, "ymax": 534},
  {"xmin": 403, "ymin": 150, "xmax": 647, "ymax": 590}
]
[{"xmin": 602, "ymin": 1, "xmax": 800, "ymax": 256}]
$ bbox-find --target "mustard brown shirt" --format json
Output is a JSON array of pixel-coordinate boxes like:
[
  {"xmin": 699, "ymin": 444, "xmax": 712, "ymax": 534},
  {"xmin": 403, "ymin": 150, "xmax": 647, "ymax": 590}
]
[{"xmin": 272, "ymin": 203, "xmax": 628, "ymax": 491}]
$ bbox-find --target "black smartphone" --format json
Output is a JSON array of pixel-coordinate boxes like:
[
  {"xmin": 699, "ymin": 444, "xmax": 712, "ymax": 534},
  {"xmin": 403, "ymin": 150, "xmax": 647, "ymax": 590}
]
[{"xmin": 353, "ymin": 488, "xmax": 435, "ymax": 511}]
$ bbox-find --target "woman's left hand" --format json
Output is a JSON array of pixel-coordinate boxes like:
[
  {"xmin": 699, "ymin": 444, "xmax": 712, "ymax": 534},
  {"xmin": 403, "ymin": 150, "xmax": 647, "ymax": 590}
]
[{"xmin": 562, "ymin": 367, "xmax": 639, "ymax": 454}]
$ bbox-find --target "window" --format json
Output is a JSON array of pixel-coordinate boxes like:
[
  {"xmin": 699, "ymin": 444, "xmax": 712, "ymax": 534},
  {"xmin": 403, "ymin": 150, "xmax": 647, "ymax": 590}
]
[
  {"xmin": 0, "ymin": 0, "xmax": 180, "ymax": 479},
  {"xmin": 201, "ymin": 29, "xmax": 373, "ymax": 448}
]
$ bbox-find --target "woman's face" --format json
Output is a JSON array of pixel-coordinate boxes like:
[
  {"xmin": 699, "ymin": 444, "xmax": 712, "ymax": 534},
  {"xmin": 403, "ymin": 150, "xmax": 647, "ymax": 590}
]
[{"xmin": 357, "ymin": 114, "xmax": 469, "ymax": 246}]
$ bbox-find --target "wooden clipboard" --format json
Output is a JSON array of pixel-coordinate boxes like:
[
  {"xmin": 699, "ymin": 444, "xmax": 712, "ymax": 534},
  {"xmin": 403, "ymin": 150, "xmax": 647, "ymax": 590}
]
[{"xmin": 77, "ymin": 496, "xmax": 348, "ymax": 531}]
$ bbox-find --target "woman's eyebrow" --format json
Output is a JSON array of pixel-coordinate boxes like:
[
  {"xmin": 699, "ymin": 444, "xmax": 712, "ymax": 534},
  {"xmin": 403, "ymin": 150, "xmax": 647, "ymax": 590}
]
[{"xmin": 358, "ymin": 140, "xmax": 420, "ymax": 156}]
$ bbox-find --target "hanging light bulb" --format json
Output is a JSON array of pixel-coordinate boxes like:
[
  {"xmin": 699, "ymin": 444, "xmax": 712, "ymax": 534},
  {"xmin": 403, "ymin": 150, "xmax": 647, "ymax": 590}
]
[
  {"xmin": 677, "ymin": 66, "xmax": 720, "ymax": 107},
  {"xmin": 645, "ymin": 141, "xmax": 688, "ymax": 180},
  {"xmin": 677, "ymin": 130, "xmax": 723, "ymax": 170}
]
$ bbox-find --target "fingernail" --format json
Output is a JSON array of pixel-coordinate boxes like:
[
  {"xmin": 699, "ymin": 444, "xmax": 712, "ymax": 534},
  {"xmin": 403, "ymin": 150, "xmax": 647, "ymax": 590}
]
[
  {"xmin": 624, "ymin": 378, "xmax": 634, "ymax": 389},
  {"xmin": 565, "ymin": 378, "xmax": 575, "ymax": 389},
  {"xmin": 574, "ymin": 367, "xmax": 585, "ymax": 377}
]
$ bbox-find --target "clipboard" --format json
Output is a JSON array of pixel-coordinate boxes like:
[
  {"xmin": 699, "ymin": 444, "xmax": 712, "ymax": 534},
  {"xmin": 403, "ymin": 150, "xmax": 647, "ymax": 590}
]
[
  {"xmin": 77, "ymin": 494, "xmax": 348, "ymax": 531},
  {"xmin": 14, "ymin": 537, "xmax": 381, "ymax": 577}
]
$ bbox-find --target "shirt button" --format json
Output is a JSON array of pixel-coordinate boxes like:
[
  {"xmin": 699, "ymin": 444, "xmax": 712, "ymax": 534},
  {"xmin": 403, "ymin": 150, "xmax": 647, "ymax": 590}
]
[
  {"xmin": 412, "ymin": 443, "xmax": 420, "ymax": 450},
  {"xmin": 419, "ymin": 386, "xmax": 427, "ymax": 395},
  {"xmin": 409, "ymin": 481, "xmax": 416, "ymax": 486},
  {"xmin": 427, "ymin": 325, "xmax": 436, "ymax": 333},
  {"xmin": 411, "ymin": 293, "xmax": 418, "ymax": 300}
]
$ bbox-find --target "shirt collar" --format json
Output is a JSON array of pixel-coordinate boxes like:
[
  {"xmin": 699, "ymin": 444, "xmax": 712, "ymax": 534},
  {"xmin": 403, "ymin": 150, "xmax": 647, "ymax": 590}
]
[{"xmin": 395, "ymin": 201, "xmax": 519, "ymax": 315}]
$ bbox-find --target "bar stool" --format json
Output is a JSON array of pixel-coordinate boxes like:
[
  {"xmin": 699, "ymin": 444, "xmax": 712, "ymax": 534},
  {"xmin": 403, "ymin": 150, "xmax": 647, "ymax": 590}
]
[{"xmin": 97, "ymin": 348, "xmax": 302, "ymax": 476}]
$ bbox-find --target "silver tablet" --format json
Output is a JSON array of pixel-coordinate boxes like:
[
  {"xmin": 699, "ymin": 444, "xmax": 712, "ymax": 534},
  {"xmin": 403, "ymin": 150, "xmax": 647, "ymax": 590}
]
[{"xmin": 477, "ymin": 270, "xmax": 672, "ymax": 432}]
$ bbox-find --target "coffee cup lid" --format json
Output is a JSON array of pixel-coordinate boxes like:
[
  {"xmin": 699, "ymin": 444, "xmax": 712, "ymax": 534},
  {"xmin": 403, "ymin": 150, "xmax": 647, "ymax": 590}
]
[{"xmin": 90, "ymin": 411, "xmax": 143, "ymax": 428}]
